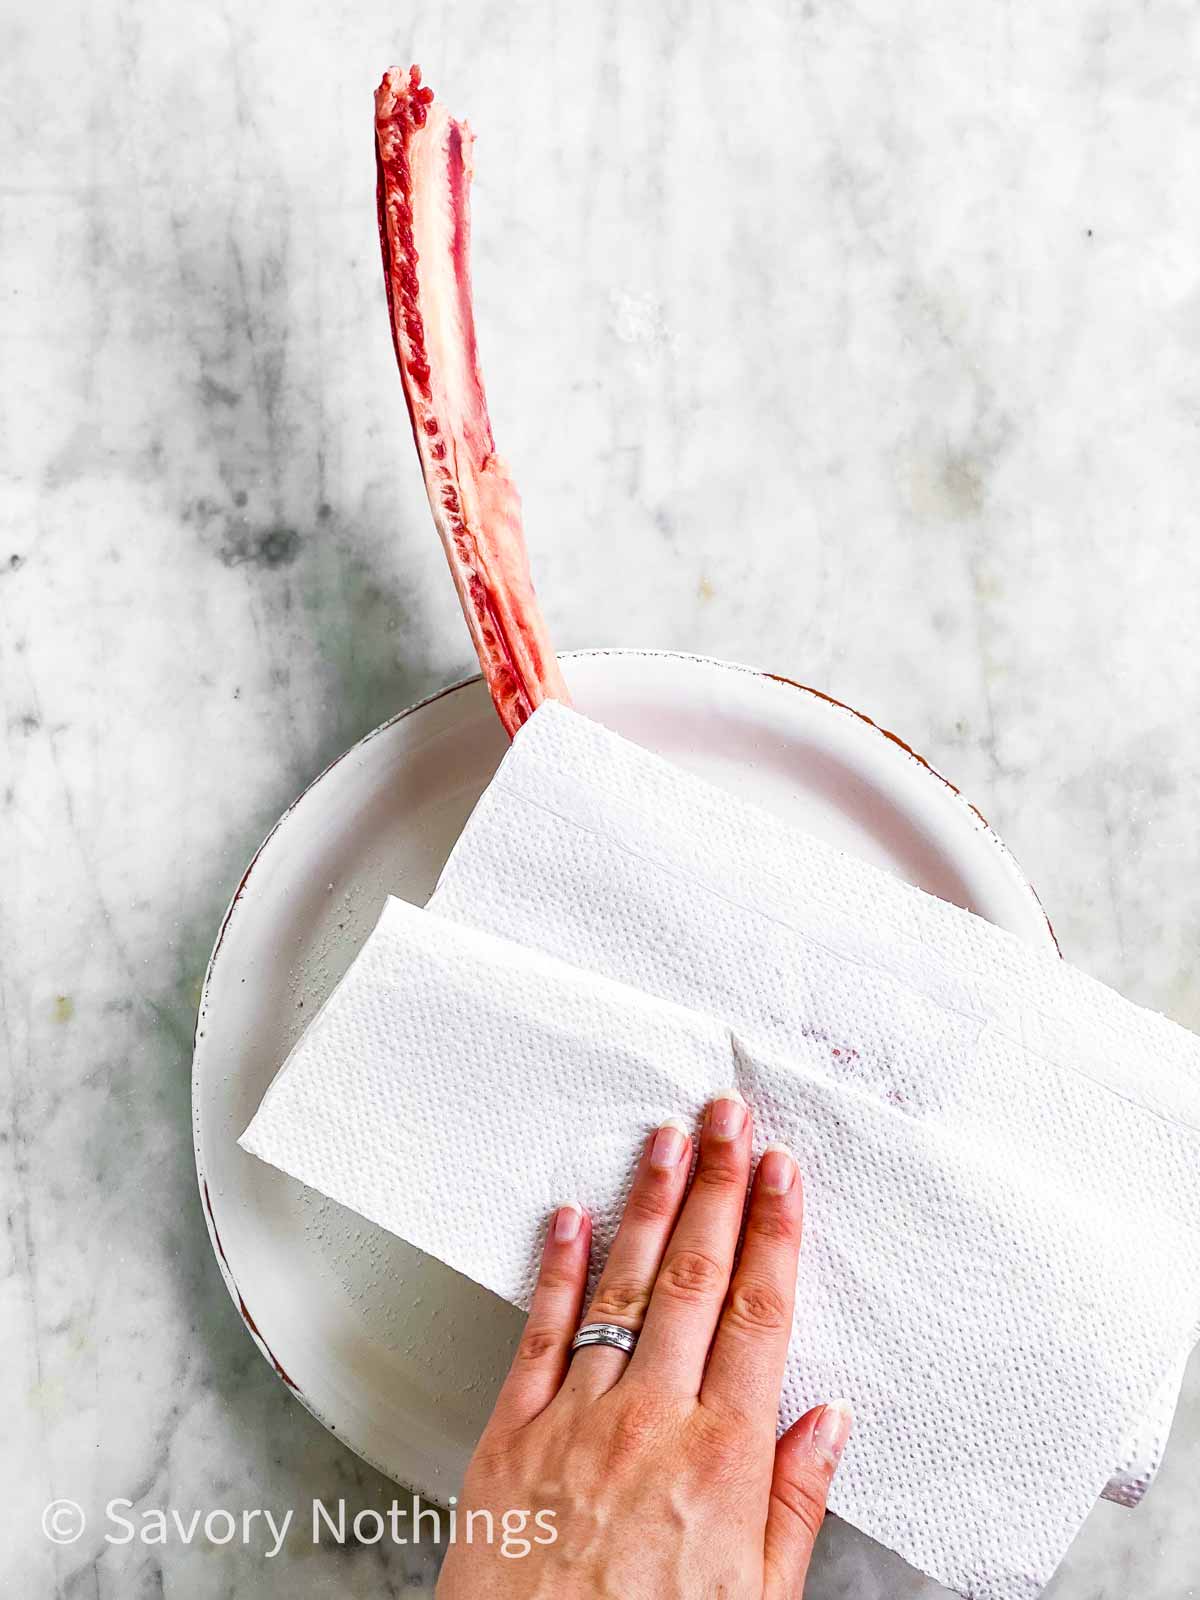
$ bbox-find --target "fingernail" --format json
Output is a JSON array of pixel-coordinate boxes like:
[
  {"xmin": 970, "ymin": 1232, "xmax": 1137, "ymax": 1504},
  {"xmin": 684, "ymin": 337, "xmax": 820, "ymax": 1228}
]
[
  {"xmin": 759, "ymin": 1143, "xmax": 796, "ymax": 1194},
  {"xmin": 707, "ymin": 1089, "xmax": 747, "ymax": 1141},
  {"xmin": 553, "ymin": 1203, "xmax": 583, "ymax": 1243},
  {"xmin": 649, "ymin": 1118, "xmax": 690, "ymax": 1170},
  {"xmin": 814, "ymin": 1399, "xmax": 853, "ymax": 1467}
]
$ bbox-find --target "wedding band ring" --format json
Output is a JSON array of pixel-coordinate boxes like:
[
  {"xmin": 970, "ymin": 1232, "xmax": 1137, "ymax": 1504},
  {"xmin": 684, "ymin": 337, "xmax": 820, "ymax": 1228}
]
[{"xmin": 570, "ymin": 1322, "xmax": 638, "ymax": 1358}]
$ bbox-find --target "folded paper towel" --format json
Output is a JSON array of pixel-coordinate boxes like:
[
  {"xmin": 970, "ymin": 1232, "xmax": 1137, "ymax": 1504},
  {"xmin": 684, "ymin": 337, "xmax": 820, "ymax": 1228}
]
[
  {"xmin": 241, "ymin": 704, "xmax": 1200, "ymax": 1600},
  {"xmin": 429, "ymin": 702, "xmax": 1199, "ymax": 1504}
]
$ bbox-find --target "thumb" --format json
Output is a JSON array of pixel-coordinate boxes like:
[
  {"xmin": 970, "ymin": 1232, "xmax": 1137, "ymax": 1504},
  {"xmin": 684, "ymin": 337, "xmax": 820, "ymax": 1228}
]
[{"xmin": 763, "ymin": 1400, "xmax": 852, "ymax": 1598}]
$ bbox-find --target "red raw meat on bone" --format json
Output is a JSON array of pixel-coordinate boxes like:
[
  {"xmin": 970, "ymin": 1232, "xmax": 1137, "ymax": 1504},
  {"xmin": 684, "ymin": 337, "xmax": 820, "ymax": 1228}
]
[{"xmin": 375, "ymin": 65, "xmax": 570, "ymax": 734}]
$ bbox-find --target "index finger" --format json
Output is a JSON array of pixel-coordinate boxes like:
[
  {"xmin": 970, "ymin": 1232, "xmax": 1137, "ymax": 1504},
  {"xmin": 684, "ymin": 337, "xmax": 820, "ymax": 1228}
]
[{"xmin": 700, "ymin": 1143, "xmax": 804, "ymax": 1424}]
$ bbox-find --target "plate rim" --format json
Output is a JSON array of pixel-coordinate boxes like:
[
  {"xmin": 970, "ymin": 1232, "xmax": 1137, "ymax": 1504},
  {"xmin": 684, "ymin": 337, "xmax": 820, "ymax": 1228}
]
[{"xmin": 191, "ymin": 647, "xmax": 1057, "ymax": 1483}]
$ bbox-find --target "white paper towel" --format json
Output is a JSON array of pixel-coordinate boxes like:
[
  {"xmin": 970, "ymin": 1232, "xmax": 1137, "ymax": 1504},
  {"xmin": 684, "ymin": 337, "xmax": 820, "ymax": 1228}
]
[
  {"xmin": 240, "ymin": 704, "xmax": 1200, "ymax": 1600},
  {"xmin": 429, "ymin": 702, "xmax": 1200, "ymax": 1503},
  {"xmin": 242, "ymin": 896, "xmax": 1200, "ymax": 1600}
]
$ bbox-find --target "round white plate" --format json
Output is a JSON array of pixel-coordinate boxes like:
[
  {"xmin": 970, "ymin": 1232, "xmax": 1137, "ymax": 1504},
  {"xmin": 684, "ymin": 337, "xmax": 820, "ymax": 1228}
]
[{"xmin": 193, "ymin": 649, "xmax": 1054, "ymax": 1500}]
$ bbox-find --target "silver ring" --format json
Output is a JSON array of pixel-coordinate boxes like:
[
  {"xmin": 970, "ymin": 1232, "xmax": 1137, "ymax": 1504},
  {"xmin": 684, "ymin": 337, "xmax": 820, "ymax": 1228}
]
[{"xmin": 570, "ymin": 1322, "xmax": 638, "ymax": 1358}]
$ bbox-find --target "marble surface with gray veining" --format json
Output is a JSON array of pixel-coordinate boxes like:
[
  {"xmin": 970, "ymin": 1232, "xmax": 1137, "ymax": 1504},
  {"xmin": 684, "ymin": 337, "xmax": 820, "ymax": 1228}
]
[{"xmin": 3, "ymin": 1, "xmax": 1200, "ymax": 1596}]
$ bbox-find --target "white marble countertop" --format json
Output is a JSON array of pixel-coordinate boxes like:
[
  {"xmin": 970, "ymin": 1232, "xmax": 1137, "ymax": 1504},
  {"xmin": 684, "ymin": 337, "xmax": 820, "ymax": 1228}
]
[{"xmin": 4, "ymin": 3, "xmax": 1199, "ymax": 1596}]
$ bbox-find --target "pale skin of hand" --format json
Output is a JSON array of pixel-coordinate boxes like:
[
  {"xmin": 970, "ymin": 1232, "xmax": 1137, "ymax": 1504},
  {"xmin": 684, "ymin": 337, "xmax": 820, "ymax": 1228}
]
[{"xmin": 436, "ymin": 1092, "xmax": 852, "ymax": 1599}]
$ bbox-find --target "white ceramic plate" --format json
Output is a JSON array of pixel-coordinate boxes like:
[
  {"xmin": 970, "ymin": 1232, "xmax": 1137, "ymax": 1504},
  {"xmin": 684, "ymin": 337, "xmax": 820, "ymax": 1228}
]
[{"xmin": 193, "ymin": 649, "xmax": 1055, "ymax": 1500}]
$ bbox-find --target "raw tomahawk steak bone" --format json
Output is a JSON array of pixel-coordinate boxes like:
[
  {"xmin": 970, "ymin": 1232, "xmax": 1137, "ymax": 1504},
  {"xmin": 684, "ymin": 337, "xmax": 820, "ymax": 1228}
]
[{"xmin": 375, "ymin": 64, "xmax": 569, "ymax": 735}]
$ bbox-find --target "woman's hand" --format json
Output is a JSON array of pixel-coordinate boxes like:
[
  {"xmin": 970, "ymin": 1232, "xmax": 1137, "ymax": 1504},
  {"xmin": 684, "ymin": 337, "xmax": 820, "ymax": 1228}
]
[{"xmin": 436, "ymin": 1092, "xmax": 850, "ymax": 1598}]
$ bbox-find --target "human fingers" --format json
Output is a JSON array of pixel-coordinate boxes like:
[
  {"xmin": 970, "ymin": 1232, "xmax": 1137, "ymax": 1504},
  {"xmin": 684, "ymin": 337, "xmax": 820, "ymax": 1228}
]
[
  {"xmin": 627, "ymin": 1091, "xmax": 752, "ymax": 1395},
  {"xmin": 562, "ymin": 1119, "xmax": 693, "ymax": 1401},
  {"xmin": 701, "ymin": 1143, "xmax": 803, "ymax": 1425},
  {"xmin": 488, "ymin": 1203, "xmax": 592, "ymax": 1429},
  {"xmin": 762, "ymin": 1401, "xmax": 852, "ymax": 1598}
]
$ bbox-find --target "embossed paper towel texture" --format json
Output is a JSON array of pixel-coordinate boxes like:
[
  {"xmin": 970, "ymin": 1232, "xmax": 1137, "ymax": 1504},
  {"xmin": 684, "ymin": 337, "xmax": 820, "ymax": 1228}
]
[
  {"xmin": 241, "ymin": 705, "xmax": 1200, "ymax": 1599},
  {"xmin": 429, "ymin": 703, "xmax": 1200, "ymax": 1505},
  {"xmin": 242, "ymin": 897, "xmax": 1200, "ymax": 1600}
]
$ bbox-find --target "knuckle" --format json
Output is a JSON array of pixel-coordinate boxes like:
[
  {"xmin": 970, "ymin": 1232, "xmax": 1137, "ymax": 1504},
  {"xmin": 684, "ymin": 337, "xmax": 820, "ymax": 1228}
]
[
  {"xmin": 772, "ymin": 1467, "xmax": 829, "ymax": 1541},
  {"xmin": 516, "ymin": 1322, "xmax": 563, "ymax": 1364},
  {"xmin": 588, "ymin": 1279, "xmax": 652, "ymax": 1324},
  {"xmin": 724, "ymin": 1278, "xmax": 791, "ymax": 1336},
  {"xmin": 537, "ymin": 1260, "xmax": 581, "ymax": 1295},
  {"xmin": 657, "ymin": 1247, "xmax": 726, "ymax": 1304},
  {"xmin": 625, "ymin": 1179, "xmax": 679, "ymax": 1225},
  {"xmin": 692, "ymin": 1157, "xmax": 746, "ymax": 1196},
  {"xmin": 745, "ymin": 1204, "xmax": 801, "ymax": 1247}
]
